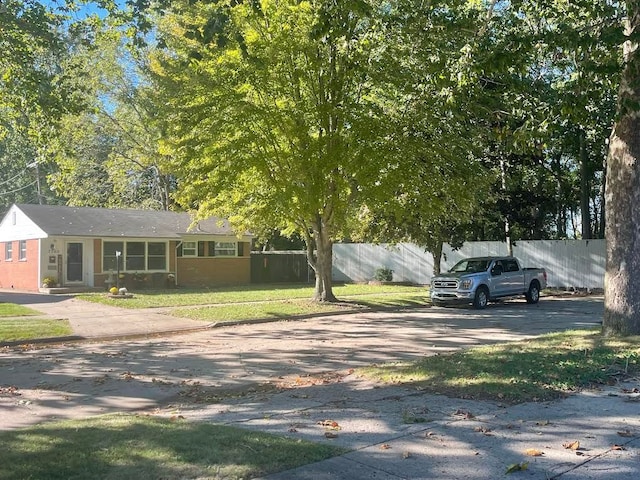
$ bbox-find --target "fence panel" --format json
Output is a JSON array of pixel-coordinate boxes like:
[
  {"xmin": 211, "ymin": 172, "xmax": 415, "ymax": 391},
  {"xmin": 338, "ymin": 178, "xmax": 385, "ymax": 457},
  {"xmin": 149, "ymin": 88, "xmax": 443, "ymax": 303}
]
[{"xmin": 332, "ymin": 240, "xmax": 605, "ymax": 289}]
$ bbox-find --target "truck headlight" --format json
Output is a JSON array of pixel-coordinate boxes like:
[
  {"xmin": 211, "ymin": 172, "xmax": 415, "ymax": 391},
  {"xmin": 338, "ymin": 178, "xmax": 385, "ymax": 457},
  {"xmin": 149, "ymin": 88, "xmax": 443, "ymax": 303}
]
[{"xmin": 461, "ymin": 279, "xmax": 473, "ymax": 290}]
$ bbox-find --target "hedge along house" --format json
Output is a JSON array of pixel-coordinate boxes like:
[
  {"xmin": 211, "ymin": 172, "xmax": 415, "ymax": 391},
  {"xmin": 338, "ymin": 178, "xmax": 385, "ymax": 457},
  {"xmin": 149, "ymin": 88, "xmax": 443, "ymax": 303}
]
[{"xmin": 0, "ymin": 204, "xmax": 253, "ymax": 292}]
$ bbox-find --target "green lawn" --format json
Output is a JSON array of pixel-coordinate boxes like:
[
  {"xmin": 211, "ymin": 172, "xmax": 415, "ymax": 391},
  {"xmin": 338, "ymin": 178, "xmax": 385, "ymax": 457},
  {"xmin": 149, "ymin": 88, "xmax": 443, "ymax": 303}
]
[
  {"xmin": 0, "ymin": 414, "xmax": 346, "ymax": 480},
  {"xmin": 359, "ymin": 329, "xmax": 640, "ymax": 404},
  {"xmin": 0, "ymin": 303, "xmax": 42, "ymax": 317},
  {"xmin": 0, "ymin": 318, "xmax": 73, "ymax": 342},
  {"xmin": 173, "ymin": 293, "xmax": 430, "ymax": 323},
  {"xmin": 0, "ymin": 303, "xmax": 73, "ymax": 342},
  {"xmin": 79, "ymin": 283, "xmax": 426, "ymax": 309}
]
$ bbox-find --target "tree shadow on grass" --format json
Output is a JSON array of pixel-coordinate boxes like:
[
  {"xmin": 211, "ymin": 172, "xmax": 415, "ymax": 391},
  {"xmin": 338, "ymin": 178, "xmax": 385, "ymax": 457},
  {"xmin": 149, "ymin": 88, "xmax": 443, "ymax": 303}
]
[{"xmin": 0, "ymin": 414, "xmax": 345, "ymax": 480}]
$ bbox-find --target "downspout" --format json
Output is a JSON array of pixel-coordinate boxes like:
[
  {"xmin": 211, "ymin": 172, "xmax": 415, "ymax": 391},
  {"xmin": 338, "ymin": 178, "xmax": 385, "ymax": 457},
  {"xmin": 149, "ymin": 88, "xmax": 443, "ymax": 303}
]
[{"xmin": 174, "ymin": 241, "xmax": 182, "ymax": 286}]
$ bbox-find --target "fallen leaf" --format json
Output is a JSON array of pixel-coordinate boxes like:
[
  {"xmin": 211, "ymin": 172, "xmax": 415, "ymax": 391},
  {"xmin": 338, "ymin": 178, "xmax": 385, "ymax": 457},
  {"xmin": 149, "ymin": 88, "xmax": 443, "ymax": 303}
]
[
  {"xmin": 380, "ymin": 444, "xmax": 391, "ymax": 450},
  {"xmin": 621, "ymin": 387, "xmax": 639, "ymax": 393},
  {"xmin": 474, "ymin": 426, "xmax": 492, "ymax": 435},
  {"xmin": 563, "ymin": 440, "xmax": 580, "ymax": 450},
  {"xmin": 454, "ymin": 409, "xmax": 475, "ymax": 419},
  {"xmin": 505, "ymin": 462, "xmax": 528, "ymax": 474},
  {"xmin": 317, "ymin": 419, "xmax": 341, "ymax": 430},
  {"xmin": 525, "ymin": 449, "xmax": 544, "ymax": 457},
  {"xmin": 611, "ymin": 444, "xmax": 625, "ymax": 451},
  {"xmin": 473, "ymin": 426, "xmax": 493, "ymax": 437},
  {"xmin": 402, "ymin": 451, "xmax": 411, "ymax": 459},
  {"xmin": 617, "ymin": 430, "xmax": 634, "ymax": 437}
]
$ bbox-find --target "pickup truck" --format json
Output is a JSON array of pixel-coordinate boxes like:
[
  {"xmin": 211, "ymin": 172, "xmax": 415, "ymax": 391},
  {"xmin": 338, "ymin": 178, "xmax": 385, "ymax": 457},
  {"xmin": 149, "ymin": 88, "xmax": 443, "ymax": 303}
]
[{"xmin": 430, "ymin": 256, "xmax": 547, "ymax": 309}]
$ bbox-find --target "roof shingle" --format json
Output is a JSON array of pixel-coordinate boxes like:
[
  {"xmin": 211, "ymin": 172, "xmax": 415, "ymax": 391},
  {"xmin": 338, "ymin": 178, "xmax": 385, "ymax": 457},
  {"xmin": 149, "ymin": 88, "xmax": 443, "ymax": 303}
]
[{"xmin": 15, "ymin": 204, "xmax": 240, "ymax": 239}]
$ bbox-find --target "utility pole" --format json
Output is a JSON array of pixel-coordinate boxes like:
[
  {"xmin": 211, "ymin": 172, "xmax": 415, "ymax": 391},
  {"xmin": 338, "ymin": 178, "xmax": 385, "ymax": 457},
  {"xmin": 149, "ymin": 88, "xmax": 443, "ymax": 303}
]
[{"xmin": 500, "ymin": 158, "xmax": 512, "ymax": 256}]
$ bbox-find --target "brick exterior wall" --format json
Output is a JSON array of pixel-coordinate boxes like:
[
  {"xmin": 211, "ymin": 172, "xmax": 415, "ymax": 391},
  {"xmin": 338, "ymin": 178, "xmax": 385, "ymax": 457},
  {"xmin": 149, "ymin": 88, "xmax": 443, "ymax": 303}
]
[
  {"xmin": 177, "ymin": 257, "xmax": 251, "ymax": 287},
  {"xmin": 0, "ymin": 239, "xmax": 40, "ymax": 291}
]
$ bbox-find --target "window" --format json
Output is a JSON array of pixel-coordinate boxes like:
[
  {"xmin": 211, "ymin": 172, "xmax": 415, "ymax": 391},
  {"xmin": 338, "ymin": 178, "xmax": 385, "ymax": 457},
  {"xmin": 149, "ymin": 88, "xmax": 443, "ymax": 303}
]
[
  {"xmin": 19, "ymin": 240, "xmax": 27, "ymax": 261},
  {"xmin": 148, "ymin": 243, "xmax": 166, "ymax": 270},
  {"xmin": 504, "ymin": 259, "xmax": 520, "ymax": 272},
  {"xmin": 103, "ymin": 241, "xmax": 124, "ymax": 271},
  {"xmin": 214, "ymin": 241, "xmax": 237, "ymax": 256},
  {"xmin": 102, "ymin": 241, "xmax": 167, "ymax": 272},
  {"xmin": 5, "ymin": 242, "xmax": 12, "ymax": 261},
  {"xmin": 126, "ymin": 242, "xmax": 145, "ymax": 270},
  {"xmin": 182, "ymin": 241, "xmax": 197, "ymax": 257},
  {"xmin": 205, "ymin": 241, "xmax": 237, "ymax": 256}
]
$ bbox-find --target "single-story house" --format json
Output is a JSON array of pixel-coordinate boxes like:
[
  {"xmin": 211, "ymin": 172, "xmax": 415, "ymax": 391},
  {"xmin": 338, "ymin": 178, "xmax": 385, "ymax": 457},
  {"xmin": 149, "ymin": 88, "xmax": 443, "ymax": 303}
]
[{"xmin": 0, "ymin": 204, "xmax": 253, "ymax": 292}]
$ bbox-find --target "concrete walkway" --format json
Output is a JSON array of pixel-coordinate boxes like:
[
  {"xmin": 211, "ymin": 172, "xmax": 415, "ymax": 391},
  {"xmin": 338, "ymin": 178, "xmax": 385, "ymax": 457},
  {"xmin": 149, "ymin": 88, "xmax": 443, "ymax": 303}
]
[
  {"xmin": 1, "ymin": 291, "xmax": 638, "ymax": 479},
  {"xmin": 0, "ymin": 290, "xmax": 208, "ymax": 341}
]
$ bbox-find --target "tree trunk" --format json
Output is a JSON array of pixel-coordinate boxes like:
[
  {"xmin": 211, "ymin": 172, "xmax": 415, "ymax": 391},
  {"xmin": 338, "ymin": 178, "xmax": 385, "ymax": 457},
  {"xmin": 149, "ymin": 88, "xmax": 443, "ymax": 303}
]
[
  {"xmin": 305, "ymin": 219, "xmax": 337, "ymax": 303},
  {"xmin": 432, "ymin": 241, "xmax": 443, "ymax": 276},
  {"xmin": 603, "ymin": 4, "xmax": 640, "ymax": 336}
]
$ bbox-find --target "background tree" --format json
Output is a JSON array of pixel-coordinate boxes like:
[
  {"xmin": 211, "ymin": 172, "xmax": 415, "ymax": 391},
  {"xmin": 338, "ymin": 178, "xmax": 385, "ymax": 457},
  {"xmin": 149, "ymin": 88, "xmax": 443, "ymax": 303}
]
[
  {"xmin": 0, "ymin": 0, "xmax": 75, "ymax": 209},
  {"xmin": 48, "ymin": 26, "xmax": 177, "ymax": 209}
]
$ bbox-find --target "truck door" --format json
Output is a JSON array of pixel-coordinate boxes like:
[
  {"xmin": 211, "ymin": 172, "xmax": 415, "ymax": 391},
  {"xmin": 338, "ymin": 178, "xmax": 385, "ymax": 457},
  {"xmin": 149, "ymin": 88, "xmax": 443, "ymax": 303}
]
[
  {"xmin": 502, "ymin": 259, "xmax": 524, "ymax": 295},
  {"xmin": 490, "ymin": 260, "xmax": 509, "ymax": 296}
]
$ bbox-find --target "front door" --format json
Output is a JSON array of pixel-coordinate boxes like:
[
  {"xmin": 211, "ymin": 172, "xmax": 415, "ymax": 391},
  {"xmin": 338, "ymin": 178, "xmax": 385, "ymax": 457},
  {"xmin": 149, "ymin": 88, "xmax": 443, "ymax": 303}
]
[{"xmin": 66, "ymin": 242, "xmax": 84, "ymax": 283}]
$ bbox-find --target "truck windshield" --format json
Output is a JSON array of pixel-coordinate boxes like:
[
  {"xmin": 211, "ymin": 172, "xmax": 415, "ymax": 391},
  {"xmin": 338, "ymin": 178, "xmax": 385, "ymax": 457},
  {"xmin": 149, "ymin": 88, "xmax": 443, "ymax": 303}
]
[{"xmin": 449, "ymin": 259, "xmax": 489, "ymax": 273}]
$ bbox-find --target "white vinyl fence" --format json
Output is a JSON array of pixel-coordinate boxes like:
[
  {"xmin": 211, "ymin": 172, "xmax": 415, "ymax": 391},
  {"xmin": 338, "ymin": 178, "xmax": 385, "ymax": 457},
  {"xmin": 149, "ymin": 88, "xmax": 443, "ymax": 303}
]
[{"xmin": 332, "ymin": 240, "xmax": 606, "ymax": 289}]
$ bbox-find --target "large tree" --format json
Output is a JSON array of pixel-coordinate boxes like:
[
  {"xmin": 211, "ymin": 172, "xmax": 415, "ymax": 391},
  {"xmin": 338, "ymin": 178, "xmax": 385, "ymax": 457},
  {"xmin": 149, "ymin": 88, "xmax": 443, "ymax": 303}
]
[
  {"xmin": 603, "ymin": 1, "xmax": 640, "ymax": 336},
  {"xmin": 148, "ymin": 0, "xmax": 414, "ymax": 301}
]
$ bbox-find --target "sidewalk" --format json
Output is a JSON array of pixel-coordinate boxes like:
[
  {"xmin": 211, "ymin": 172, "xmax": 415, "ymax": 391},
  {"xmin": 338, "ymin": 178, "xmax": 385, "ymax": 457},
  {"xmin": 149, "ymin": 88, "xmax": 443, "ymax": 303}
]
[
  {"xmin": 0, "ymin": 290, "xmax": 208, "ymax": 342},
  {"xmin": 1, "ymin": 291, "xmax": 638, "ymax": 479}
]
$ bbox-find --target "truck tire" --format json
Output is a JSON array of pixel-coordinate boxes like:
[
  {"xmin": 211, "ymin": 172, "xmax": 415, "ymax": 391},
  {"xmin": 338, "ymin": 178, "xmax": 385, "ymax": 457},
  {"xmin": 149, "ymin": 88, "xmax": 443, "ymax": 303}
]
[
  {"xmin": 473, "ymin": 286, "xmax": 489, "ymax": 309},
  {"xmin": 525, "ymin": 281, "xmax": 540, "ymax": 304}
]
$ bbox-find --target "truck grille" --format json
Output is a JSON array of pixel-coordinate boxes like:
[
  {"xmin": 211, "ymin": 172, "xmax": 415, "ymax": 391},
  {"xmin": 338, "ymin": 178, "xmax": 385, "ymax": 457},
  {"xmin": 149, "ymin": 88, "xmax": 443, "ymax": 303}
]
[{"xmin": 432, "ymin": 279, "xmax": 458, "ymax": 289}]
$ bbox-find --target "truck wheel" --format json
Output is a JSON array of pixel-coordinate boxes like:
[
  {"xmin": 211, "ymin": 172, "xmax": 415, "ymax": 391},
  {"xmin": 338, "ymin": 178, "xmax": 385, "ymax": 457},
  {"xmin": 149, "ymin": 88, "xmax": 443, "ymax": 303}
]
[
  {"xmin": 473, "ymin": 287, "xmax": 489, "ymax": 309},
  {"xmin": 526, "ymin": 281, "xmax": 540, "ymax": 304}
]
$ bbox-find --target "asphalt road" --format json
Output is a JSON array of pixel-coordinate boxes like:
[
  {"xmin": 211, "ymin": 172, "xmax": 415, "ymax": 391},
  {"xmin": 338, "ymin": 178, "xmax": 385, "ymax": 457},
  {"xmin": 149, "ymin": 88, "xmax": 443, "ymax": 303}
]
[{"xmin": 0, "ymin": 296, "xmax": 603, "ymax": 430}]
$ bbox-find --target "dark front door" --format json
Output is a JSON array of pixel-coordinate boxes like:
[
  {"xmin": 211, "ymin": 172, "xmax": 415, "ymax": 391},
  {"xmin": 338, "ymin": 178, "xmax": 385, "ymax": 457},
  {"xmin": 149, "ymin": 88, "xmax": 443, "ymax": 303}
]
[{"xmin": 66, "ymin": 242, "xmax": 83, "ymax": 283}]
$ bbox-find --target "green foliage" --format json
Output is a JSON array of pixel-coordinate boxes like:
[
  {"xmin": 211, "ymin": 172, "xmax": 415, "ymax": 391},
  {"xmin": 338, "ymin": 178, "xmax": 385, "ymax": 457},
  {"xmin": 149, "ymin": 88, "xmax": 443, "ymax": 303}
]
[
  {"xmin": 373, "ymin": 267, "xmax": 393, "ymax": 282},
  {"xmin": 148, "ymin": 0, "xmax": 406, "ymax": 299}
]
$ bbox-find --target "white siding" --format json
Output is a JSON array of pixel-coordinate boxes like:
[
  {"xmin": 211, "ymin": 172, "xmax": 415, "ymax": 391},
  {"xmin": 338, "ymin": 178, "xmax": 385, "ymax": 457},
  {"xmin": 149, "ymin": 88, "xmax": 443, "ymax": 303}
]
[
  {"xmin": 0, "ymin": 205, "xmax": 47, "ymax": 242},
  {"xmin": 333, "ymin": 240, "xmax": 606, "ymax": 289}
]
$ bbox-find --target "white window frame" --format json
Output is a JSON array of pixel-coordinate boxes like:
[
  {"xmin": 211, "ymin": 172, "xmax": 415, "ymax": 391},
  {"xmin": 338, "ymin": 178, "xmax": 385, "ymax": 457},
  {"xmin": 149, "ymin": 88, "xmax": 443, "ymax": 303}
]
[
  {"xmin": 214, "ymin": 241, "xmax": 237, "ymax": 257},
  {"xmin": 5, "ymin": 242, "xmax": 12, "ymax": 261},
  {"xmin": 19, "ymin": 240, "xmax": 27, "ymax": 261},
  {"xmin": 103, "ymin": 240, "xmax": 169, "ymax": 272},
  {"xmin": 182, "ymin": 241, "xmax": 197, "ymax": 257}
]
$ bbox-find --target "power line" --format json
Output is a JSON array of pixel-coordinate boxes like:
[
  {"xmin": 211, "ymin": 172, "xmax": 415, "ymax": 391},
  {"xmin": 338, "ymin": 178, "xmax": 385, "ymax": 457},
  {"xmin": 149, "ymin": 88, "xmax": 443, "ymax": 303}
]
[
  {"xmin": 0, "ymin": 180, "xmax": 37, "ymax": 196},
  {"xmin": 0, "ymin": 166, "xmax": 32, "ymax": 187}
]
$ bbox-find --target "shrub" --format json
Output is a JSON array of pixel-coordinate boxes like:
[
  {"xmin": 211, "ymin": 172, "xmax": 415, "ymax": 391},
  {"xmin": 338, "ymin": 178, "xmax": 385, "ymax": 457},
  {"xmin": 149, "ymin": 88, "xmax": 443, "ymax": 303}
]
[
  {"xmin": 374, "ymin": 267, "xmax": 393, "ymax": 282},
  {"xmin": 42, "ymin": 277, "xmax": 57, "ymax": 288}
]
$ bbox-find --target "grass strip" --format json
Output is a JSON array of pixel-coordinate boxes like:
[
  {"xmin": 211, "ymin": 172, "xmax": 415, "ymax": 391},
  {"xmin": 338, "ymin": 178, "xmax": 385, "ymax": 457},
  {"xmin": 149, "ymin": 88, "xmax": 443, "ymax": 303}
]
[
  {"xmin": 0, "ymin": 318, "xmax": 73, "ymax": 342},
  {"xmin": 0, "ymin": 414, "xmax": 346, "ymax": 480},
  {"xmin": 0, "ymin": 303, "xmax": 42, "ymax": 317},
  {"xmin": 172, "ymin": 293, "xmax": 430, "ymax": 323},
  {"xmin": 78, "ymin": 284, "xmax": 425, "ymax": 309},
  {"xmin": 358, "ymin": 329, "xmax": 640, "ymax": 404}
]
